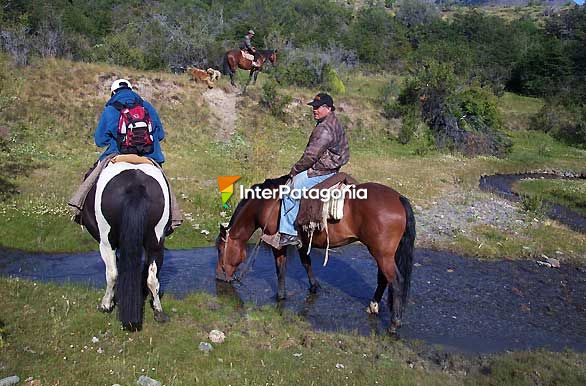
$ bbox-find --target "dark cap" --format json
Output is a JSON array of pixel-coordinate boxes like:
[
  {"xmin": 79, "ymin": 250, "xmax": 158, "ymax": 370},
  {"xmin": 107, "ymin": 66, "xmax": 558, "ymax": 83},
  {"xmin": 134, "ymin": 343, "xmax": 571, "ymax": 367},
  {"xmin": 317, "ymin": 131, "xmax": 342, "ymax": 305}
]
[{"xmin": 307, "ymin": 93, "xmax": 335, "ymax": 111}]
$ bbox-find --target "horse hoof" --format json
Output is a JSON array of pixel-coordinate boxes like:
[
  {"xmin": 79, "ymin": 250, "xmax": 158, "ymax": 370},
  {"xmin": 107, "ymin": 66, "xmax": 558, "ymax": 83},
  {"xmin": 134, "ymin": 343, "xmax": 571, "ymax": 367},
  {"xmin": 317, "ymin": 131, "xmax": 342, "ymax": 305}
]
[
  {"xmin": 154, "ymin": 310, "xmax": 170, "ymax": 323},
  {"xmin": 366, "ymin": 301, "xmax": 379, "ymax": 315},
  {"xmin": 388, "ymin": 319, "xmax": 401, "ymax": 334},
  {"xmin": 97, "ymin": 304, "xmax": 114, "ymax": 313},
  {"xmin": 276, "ymin": 293, "xmax": 287, "ymax": 301},
  {"xmin": 309, "ymin": 283, "xmax": 320, "ymax": 294},
  {"xmin": 122, "ymin": 322, "xmax": 142, "ymax": 332}
]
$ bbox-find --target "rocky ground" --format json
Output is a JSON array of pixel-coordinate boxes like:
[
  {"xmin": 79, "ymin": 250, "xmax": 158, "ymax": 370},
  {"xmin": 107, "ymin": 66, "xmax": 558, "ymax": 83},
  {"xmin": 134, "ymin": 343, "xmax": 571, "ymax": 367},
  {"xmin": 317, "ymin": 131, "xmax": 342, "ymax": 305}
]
[{"xmin": 414, "ymin": 189, "xmax": 533, "ymax": 246}]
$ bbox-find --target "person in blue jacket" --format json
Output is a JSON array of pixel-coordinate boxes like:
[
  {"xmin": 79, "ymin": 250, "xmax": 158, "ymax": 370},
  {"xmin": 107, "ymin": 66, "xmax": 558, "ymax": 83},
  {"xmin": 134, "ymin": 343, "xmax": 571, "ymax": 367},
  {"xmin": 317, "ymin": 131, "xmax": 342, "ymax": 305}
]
[
  {"xmin": 95, "ymin": 78, "xmax": 165, "ymax": 163},
  {"xmin": 69, "ymin": 79, "xmax": 182, "ymax": 230}
]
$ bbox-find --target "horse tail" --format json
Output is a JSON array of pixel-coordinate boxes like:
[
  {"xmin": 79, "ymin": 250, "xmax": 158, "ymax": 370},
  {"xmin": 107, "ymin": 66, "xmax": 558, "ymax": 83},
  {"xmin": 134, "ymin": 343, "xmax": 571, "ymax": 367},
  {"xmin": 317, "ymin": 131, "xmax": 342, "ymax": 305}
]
[
  {"xmin": 396, "ymin": 195, "xmax": 416, "ymax": 308},
  {"xmin": 116, "ymin": 183, "xmax": 148, "ymax": 331},
  {"xmin": 222, "ymin": 51, "xmax": 233, "ymax": 76}
]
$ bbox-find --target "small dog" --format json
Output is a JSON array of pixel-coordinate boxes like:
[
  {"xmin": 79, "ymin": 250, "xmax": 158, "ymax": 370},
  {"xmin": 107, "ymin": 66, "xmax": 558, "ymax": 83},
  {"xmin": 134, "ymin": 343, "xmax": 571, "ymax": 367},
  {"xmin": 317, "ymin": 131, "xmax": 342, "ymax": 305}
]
[
  {"xmin": 207, "ymin": 68, "xmax": 221, "ymax": 82},
  {"xmin": 187, "ymin": 67, "xmax": 214, "ymax": 88}
]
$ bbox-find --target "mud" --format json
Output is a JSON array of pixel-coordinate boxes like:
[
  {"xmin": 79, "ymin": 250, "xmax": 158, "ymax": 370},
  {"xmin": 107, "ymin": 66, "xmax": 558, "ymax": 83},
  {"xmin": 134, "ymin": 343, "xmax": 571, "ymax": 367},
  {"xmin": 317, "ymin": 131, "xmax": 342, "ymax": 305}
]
[
  {"xmin": 479, "ymin": 172, "xmax": 586, "ymax": 233},
  {"xmin": 1, "ymin": 244, "xmax": 584, "ymax": 355}
]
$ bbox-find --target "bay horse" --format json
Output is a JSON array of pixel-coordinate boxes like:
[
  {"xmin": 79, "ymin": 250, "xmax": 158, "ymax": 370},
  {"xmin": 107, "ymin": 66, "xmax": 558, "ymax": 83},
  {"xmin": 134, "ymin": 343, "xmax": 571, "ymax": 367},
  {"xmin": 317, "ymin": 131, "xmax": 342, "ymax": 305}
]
[
  {"xmin": 222, "ymin": 49, "xmax": 277, "ymax": 89},
  {"xmin": 81, "ymin": 161, "xmax": 171, "ymax": 330},
  {"xmin": 215, "ymin": 176, "xmax": 416, "ymax": 332}
]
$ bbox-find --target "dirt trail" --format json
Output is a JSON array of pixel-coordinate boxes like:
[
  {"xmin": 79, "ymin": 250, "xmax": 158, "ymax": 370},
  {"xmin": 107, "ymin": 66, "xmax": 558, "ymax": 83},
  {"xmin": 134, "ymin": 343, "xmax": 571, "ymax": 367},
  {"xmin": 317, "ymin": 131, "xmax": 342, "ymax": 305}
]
[{"xmin": 202, "ymin": 88, "xmax": 238, "ymax": 141}]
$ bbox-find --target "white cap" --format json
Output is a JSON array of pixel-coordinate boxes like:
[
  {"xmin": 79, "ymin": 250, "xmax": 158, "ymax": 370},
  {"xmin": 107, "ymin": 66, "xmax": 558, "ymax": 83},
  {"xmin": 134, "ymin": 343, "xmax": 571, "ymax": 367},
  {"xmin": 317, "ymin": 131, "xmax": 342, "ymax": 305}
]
[{"xmin": 110, "ymin": 79, "xmax": 132, "ymax": 93}]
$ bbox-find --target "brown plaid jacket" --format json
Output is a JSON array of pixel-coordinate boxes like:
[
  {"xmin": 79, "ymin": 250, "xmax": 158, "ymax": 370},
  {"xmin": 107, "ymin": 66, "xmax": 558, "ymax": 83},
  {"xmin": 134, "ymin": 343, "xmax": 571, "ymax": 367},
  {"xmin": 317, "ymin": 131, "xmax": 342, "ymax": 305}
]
[{"xmin": 290, "ymin": 112, "xmax": 349, "ymax": 177}]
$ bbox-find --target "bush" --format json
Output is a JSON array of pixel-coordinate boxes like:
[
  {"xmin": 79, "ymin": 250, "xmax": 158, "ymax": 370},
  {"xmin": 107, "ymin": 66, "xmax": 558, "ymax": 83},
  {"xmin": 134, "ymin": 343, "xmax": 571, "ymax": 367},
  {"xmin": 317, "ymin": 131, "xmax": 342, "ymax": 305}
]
[
  {"xmin": 398, "ymin": 110, "xmax": 417, "ymax": 144},
  {"xmin": 530, "ymin": 103, "xmax": 586, "ymax": 148},
  {"xmin": 452, "ymin": 85, "xmax": 501, "ymax": 130},
  {"xmin": 397, "ymin": 61, "xmax": 510, "ymax": 157},
  {"xmin": 396, "ymin": 0, "xmax": 440, "ymax": 28},
  {"xmin": 260, "ymin": 80, "xmax": 292, "ymax": 120},
  {"xmin": 275, "ymin": 44, "xmax": 357, "ymax": 89},
  {"xmin": 323, "ymin": 64, "xmax": 345, "ymax": 95}
]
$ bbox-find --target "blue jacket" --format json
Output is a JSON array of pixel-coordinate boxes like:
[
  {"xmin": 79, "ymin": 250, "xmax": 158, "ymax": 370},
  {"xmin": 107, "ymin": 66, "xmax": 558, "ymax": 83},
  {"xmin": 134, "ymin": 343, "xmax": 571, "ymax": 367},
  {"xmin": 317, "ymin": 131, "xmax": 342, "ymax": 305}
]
[{"xmin": 95, "ymin": 89, "xmax": 165, "ymax": 163}]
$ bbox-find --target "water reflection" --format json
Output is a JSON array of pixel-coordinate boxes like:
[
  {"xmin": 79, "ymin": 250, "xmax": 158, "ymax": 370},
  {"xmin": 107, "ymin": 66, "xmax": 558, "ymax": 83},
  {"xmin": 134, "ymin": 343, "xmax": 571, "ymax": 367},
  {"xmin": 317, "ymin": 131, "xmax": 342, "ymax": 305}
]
[{"xmin": 1, "ymin": 245, "xmax": 584, "ymax": 354}]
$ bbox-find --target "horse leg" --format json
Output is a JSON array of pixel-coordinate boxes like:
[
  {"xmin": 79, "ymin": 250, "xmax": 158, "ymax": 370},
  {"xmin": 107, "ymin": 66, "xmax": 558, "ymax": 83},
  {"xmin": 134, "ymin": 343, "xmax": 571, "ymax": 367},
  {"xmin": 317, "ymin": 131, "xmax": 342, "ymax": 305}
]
[
  {"xmin": 98, "ymin": 242, "xmax": 117, "ymax": 313},
  {"xmin": 389, "ymin": 264, "xmax": 405, "ymax": 331},
  {"xmin": 366, "ymin": 268, "xmax": 388, "ymax": 315},
  {"xmin": 272, "ymin": 247, "xmax": 288, "ymax": 301},
  {"xmin": 146, "ymin": 244, "xmax": 169, "ymax": 323},
  {"xmin": 230, "ymin": 72, "xmax": 236, "ymax": 87},
  {"xmin": 299, "ymin": 246, "xmax": 320, "ymax": 293},
  {"xmin": 253, "ymin": 70, "xmax": 259, "ymax": 84},
  {"xmin": 375, "ymin": 255, "xmax": 404, "ymax": 333},
  {"xmin": 244, "ymin": 70, "xmax": 254, "ymax": 91}
]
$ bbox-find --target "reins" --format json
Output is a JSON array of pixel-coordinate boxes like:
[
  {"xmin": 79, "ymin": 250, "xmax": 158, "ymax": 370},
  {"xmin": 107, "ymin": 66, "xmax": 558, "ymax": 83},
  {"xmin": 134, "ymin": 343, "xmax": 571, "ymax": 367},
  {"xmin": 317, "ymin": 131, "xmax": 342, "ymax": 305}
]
[{"xmin": 224, "ymin": 198, "xmax": 280, "ymax": 284}]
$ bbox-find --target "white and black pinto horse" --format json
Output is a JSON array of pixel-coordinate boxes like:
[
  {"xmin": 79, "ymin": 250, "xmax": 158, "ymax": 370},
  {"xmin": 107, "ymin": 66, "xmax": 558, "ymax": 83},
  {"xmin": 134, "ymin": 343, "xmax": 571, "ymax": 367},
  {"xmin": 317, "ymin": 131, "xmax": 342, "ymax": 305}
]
[{"xmin": 81, "ymin": 161, "xmax": 171, "ymax": 330}]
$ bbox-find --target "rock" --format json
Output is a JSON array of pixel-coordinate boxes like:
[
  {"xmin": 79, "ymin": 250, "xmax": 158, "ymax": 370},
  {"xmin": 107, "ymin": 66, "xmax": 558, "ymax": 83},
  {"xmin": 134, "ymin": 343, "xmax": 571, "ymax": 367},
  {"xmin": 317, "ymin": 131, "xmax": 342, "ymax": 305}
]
[
  {"xmin": 546, "ymin": 257, "xmax": 560, "ymax": 268},
  {"xmin": 137, "ymin": 375, "xmax": 161, "ymax": 386},
  {"xmin": 208, "ymin": 329, "xmax": 225, "ymax": 344},
  {"xmin": 0, "ymin": 376, "xmax": 20, "ymax": 386},
  {"xmin": 198, "ymin": 342, "xmax": 213, "ymax": 354}
]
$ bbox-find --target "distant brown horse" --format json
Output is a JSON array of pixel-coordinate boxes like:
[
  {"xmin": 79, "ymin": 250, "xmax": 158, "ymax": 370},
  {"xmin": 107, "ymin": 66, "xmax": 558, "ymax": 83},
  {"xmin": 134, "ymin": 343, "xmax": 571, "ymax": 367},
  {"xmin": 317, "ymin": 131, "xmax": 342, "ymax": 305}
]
[
  {"xmin": 222, "ymin": 49, "xmax": 277, "ymax": 89},
  {"xmin": 215, "ymin": 176, "xmax": 416, "ymax": 332}
]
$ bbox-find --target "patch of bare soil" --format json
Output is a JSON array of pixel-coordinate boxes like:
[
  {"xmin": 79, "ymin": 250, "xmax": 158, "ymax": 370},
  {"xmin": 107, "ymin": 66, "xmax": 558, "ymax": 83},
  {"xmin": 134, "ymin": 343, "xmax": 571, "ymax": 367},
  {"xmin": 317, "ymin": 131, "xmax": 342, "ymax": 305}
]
[
  {"xmin": 202, "ymin": 88, "xmax": 237, "ymax": 142},
  {"xmin": 96, "ymin": 73, "xmax": 183, "ymax": 105}
]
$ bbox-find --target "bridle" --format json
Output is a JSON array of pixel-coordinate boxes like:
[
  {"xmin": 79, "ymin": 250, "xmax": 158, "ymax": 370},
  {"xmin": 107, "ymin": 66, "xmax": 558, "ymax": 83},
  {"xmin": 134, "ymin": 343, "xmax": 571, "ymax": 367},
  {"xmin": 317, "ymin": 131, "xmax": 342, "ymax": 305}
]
[{"xmin": 219, "ymin": 198, "xmax": 280, "ymax": 283}]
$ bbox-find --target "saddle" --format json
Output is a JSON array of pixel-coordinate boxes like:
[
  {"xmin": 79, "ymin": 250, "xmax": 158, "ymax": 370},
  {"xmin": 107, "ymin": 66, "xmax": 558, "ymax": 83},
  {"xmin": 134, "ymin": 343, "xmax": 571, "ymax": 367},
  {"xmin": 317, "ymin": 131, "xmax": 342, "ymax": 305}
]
[
  {"xmin": 241, "ymin": 50, "xmax": 255, "ymax": 62},
  {"xmin": 295, "ymin": 172, "xmax": 358, "ymax": 232},
  {"xmin": 110, "ymin": 154, "xmax": 155, "ymax": 165},
  {"xmin": 294, "ymin": 172, "xmax": 358, "ymax": 265}
]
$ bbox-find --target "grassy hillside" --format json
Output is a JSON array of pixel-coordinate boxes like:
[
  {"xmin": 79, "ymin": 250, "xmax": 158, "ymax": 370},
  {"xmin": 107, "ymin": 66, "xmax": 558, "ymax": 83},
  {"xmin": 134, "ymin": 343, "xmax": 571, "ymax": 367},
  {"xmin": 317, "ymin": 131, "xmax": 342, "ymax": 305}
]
[
  {"xmin": 1, "ymin": 56, "xmax": 586, "ymax": 386},
  {"xmin": 0, "ymin": 56, "xmax": 584, "ymax": 260}
]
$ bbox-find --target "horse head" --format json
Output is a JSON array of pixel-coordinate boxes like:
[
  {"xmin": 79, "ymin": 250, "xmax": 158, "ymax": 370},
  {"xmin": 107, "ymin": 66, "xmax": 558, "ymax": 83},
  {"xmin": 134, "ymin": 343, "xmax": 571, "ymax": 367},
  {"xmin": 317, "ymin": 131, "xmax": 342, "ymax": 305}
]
[
  {"xmin": 215, "ymin": 224, "xmax": 247, "ymax": 282},
  {"xmin": 268, "ymin": 49, "xmax": 277, "ymax": 65}
]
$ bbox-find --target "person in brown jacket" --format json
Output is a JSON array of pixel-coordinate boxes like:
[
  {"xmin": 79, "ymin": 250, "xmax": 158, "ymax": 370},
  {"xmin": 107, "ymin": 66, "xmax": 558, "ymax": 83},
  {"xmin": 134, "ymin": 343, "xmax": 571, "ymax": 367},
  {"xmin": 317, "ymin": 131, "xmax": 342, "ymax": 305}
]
[{"xmin": 277, "ymin": 93, "xmax": 349, "ymax": 246}]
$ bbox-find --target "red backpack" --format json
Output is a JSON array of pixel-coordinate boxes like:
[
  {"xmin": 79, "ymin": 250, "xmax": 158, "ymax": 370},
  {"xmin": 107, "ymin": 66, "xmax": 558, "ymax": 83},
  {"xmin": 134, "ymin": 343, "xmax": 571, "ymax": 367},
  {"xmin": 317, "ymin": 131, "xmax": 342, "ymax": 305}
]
[{"xmin": 113, "ymin": 100, "xmax": 154, "ymax": 156}]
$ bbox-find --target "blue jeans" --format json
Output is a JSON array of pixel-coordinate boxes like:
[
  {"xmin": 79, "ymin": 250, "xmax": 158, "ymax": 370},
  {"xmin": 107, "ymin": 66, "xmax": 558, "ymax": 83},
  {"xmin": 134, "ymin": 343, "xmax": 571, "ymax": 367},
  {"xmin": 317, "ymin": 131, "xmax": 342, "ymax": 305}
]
[{"xmin": 279, "ymin": 170, "xmax": 334, "ymax": 236}]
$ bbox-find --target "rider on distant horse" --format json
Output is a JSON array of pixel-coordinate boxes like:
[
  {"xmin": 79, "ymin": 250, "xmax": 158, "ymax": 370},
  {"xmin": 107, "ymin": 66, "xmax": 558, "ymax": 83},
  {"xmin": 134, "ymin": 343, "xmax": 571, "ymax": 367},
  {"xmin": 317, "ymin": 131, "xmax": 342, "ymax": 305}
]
[
  {"xmin": 68, "ymin": 79, "xmax": 182, "ymax": 232},
  {"xmin": 240, "ymin": 29, "xmax": 261, "ymax": 68},
  {"xmin": 266, "ymin": 93, "xmax": 350, "ymax": 247}
]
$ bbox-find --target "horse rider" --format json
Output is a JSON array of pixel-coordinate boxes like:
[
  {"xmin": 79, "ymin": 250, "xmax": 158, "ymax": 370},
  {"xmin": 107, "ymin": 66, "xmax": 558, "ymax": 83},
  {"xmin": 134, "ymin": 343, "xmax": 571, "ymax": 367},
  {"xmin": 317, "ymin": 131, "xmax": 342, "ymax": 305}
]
[
  {"xmin": 272, "ymin": 93, "xmax": 350, "ymax": 247},
  {"xmin": 68, "ymin": 79, "xmax": 182, "ymax": 232},
  {"xmin": 240, "ymin": 29, "xmax": 261, "ymax": 68}
]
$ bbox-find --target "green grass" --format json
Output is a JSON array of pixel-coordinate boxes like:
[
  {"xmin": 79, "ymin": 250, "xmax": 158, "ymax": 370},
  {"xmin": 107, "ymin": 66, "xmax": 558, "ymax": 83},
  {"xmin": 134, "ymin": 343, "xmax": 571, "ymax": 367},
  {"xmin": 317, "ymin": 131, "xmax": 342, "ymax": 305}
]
[
  {"xmin": 1, "ymin": 278, "xmax": 585, "ymax": 386},
  {"xmin": 514, "ymin": 178, "xmax": 586, "ymax": 217},
  {"xmin": 498, "ymin": 92, "xmax": 544, "ymax": 131}
]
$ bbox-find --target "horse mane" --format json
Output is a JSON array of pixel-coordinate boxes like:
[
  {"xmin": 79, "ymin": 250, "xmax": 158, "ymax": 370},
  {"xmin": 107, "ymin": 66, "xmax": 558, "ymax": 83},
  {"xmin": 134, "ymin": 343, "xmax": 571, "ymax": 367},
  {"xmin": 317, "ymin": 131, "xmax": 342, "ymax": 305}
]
[
  {"xmin": 258, "ymin": 50, "xmax": 275, "ymax": 58},
  {"xmin": 228, "ymin": 174, "xmax": 289, "ymax": 228}
]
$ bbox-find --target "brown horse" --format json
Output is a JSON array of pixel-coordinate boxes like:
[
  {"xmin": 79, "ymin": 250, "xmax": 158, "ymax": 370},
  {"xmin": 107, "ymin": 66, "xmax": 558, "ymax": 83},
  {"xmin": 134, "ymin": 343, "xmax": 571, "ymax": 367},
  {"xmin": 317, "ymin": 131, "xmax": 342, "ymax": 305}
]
[
  {"xmin": 215, "ymin": 176, "xmax": 416, "ymax": 332},
  {"xmin": 222, "ymin": 49, "xmax": 277, "ymax": 89}
]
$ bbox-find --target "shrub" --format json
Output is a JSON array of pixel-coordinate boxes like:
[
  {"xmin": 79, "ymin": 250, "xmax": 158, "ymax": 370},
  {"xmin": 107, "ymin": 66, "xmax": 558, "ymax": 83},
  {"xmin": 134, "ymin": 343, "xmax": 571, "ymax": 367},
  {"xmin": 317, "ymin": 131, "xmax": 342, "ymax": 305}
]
[
  {"xmin": 398, "ymin": 61, "xmax": 510, "ymax": 157},
  {"xmin": 521, "ymin": 193, "xmax": 544, "ymax": 214},
  {"xmin": 398, "ymin": 110, "xmax": 417, "ymax": 144},
  {"xmin": 530, "ymin": 103, "xmax": 586, "ymax": 148},
  {"xmin": 260, "ymin": 80, "xmax": 292, "ymax": 120},
  {"xmin": 452, "ymin": 85, "xmax": 501, "ymax": 130},
  {"xmin": 323, "ymin": 64, "xmax": 345, "ymax": 95}
]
